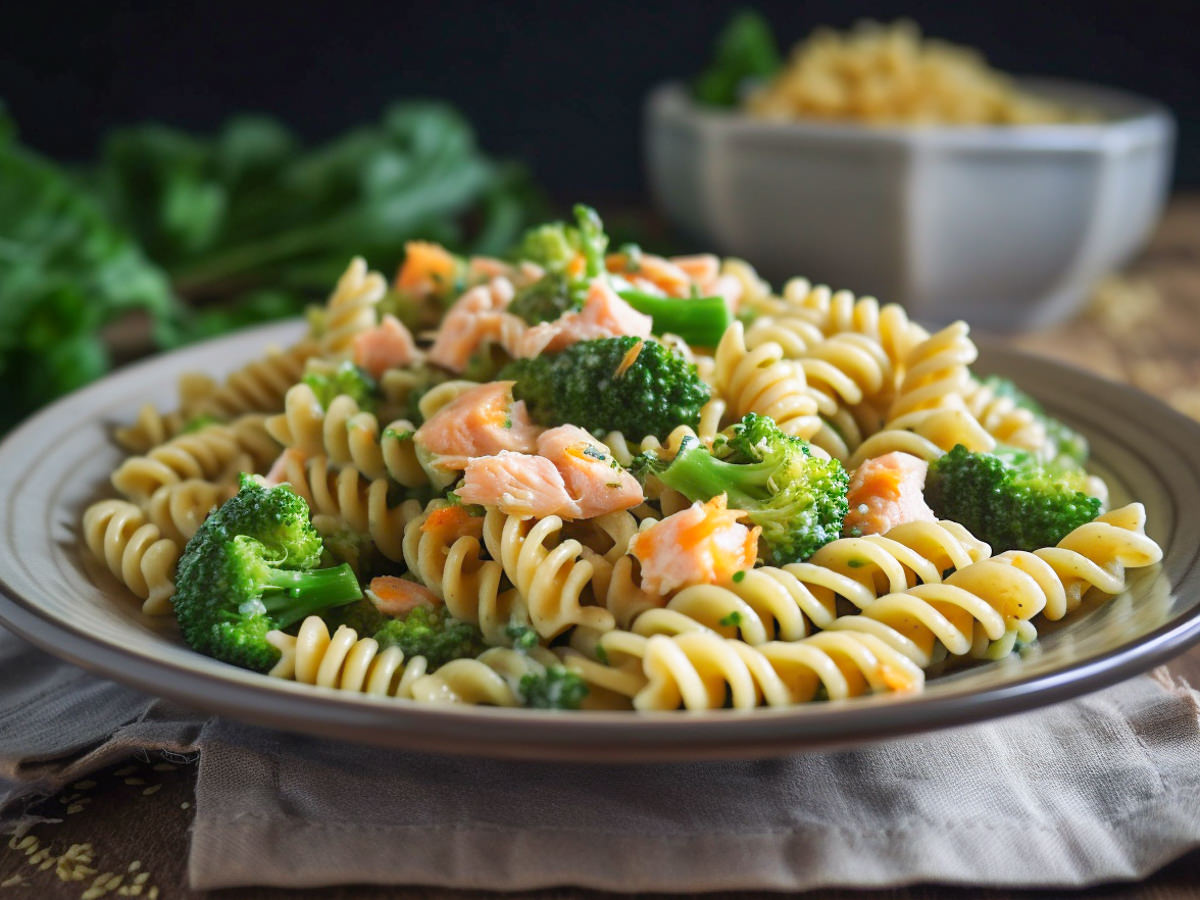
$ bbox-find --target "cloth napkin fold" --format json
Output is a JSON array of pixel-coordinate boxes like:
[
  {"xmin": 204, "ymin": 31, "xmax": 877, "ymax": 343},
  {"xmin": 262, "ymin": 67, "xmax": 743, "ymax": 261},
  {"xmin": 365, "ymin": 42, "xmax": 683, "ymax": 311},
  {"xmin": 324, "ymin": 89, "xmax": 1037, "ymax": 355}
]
[{"xmin": 3, "ymin": 627, "xmax": 1200, "ymax": 893}]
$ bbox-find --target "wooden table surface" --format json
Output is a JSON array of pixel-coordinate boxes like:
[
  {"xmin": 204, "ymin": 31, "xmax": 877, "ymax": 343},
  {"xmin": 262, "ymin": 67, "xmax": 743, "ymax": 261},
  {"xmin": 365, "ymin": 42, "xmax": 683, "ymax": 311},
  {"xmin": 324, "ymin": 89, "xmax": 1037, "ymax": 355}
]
[{"xmin": 3, "ymin": 199, "xmax": 1199, "ymax": 900}]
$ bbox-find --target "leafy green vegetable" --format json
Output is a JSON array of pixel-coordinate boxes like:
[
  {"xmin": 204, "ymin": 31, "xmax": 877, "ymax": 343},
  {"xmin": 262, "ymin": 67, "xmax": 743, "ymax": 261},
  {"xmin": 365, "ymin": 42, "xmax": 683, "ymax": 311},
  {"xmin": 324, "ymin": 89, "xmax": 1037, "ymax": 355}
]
[
  {"xmin": 91, "ymin": 104, "xmax": 545, "ymax": 327},
  {"xmin": 0, "ymin": 139, "xmax": 179, "ymax": 432},
  {"xmin": 694, "ymin": 11, "xmax": 781, "ymax": 107},
  {"xmin": 0, "ymin": 101, "xmax": 547, "ymax": 434}
]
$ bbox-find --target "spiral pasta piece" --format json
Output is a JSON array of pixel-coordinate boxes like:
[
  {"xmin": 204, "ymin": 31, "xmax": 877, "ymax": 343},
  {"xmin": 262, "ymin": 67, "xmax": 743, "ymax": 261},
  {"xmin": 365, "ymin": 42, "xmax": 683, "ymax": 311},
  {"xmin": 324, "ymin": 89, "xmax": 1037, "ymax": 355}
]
[
  {"xmin": 183, "ymin": 340, "xmax": 317, "ymax": 420},
  {"xmin": 594, "ymin": 629, "xmax": 923, "ymax": 710},
  {"xmin": 319, "ymin": 257, "xmax": 386, "ymax": 358},
  {"xmin": 713, "ymin": 322, "xmax": 822, "ymax": 443},
  {"xmin": 144, "ymin": 479, "xmax": 230, "ymax": 545},
  {"xmin": 267, "ymin": 384, "xmax": 428, "ymax": 488},
  {"xmin": 409, "ymin": 646, "xmax": 562, "ymax": 706},
  {"xmin": 274, "ymin": 453, "xmax": 421, "ymax": 562},
  {"xmin": 780, "ymin": 279, "xmax": 930, "ymax": 368},
  {"xmin": 482, "ymin": 508, "xmax": 616, "ymax": 639},
  {"xmin": 402, "ymin": 502, "xmax": 520, "ymax": 645},
  {"xmin": 847, "ymin": 407, "xmax": 995, "ymax": 468},
  {"xmin": 827, "ymin": 504, "xmax": 1162, "ymax": 666},
  {"xmin": 887, "ymin": 321, "xmax": 977, "ymax": 421},
  {"xmin": 111, "ymin": 423, "xmax": 242, "ymax": 501},
  {"xmin": 961, "ymin": 376, "xmax": 1049, "ymax": 456},
  {"xmin": 267, "ymin": 616, "xmax": 429, "ymax": 698},
  {"xmin": 114, "ymin": 404, "xmax": 184, "ymax": 454},
  {"xmin": 82, "ymin": 499, "xmax": 179, "ymax": 615}
]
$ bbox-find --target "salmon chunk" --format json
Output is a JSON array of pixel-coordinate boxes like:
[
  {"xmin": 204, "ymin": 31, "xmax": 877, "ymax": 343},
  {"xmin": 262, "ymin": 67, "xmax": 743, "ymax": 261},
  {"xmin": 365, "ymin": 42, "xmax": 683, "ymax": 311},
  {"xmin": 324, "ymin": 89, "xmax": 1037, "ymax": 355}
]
[
  {"xmin": 413, "ymin": 381, "xmax": 541, "ymax": 472},
  {"xmin": 536, "ymin": 425, "xmax": 643, "ymax": 518},
  {"xmin": 367, "ymin": 575, "xmax": 439, "ymax": 618},
  {"xmin": 630, "ymin": 494, "xmax": 760, "ymax": 595},
  {"xmin": 427, "ymin": 279, "xmax": 515, "ymax": 372},
  {"xmin": 843, "ymin": 451, "xmax": 937, "ymax": 536},
  {"xmin": 353, "ymin": 314, "xmax": 419, "ymax": 378},
  {"xmin": 505, "ymin": 278, "xmax": 653, "ymax": 358},
  {"xmin": 456, "ymin": 451, "xmax": 581, "ymax": 519}
]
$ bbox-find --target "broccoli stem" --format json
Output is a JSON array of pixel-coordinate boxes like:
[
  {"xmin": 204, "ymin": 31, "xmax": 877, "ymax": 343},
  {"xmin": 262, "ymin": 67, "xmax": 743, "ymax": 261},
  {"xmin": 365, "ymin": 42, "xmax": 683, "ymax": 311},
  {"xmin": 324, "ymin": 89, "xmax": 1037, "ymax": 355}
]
[
  {"xmin": 617, "ymin": 290, "xmax": 732, "ymax": 347},
  {"xmin": 260, "ymin": 563, "xmax": 363, "ymax": 628},
  {"xmin": 657, "ymin": 440, "xmax": 769, "ymax": 509}
]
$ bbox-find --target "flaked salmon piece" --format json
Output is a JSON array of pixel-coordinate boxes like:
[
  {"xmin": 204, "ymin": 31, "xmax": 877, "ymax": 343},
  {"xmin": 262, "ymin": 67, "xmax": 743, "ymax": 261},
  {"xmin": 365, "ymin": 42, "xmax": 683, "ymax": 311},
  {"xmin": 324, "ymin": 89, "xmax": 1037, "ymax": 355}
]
[
  {"xmin": 630, "ymin": 494, "xmax": 760, "ymax": 595},
  {"xmin": 353, "ymin": 314, "xmax": 419, "ymax": 378},
  {"xmin": 502, "ymin": 278, "xmax": 653, "ymax": 359},
  {"xmin": 395, "ymin": 241, "xmax": 460, "ymax": 297},
  {"xmin": 536, "ymin": 425, "xmax": 643, "ymax": 518},
  {"xmin": 843, "ymin": 451, "xmax": 937, "ymax": 536},
  {"xmin": 367, "ymin": 575, "xmax": 439, "ymax": 618},
  {"xmin": 707, "ymin": 273, "xmax": 745, "ymax": 313},
  {"xmin": 456, "ymin": 451, "xmax": 582, "ymax": 519},
  {"xmin": 467, "ymin": 257, "xmax": 545, "ymax": 288},
  {"xmin": 670, "ymin": 254, "xmax": 721, "ymax": 287},
  {"xmin": 413, "ymin": 381, "xmax": 541, "ymax": 472},
  {"xmin": 427, "ymin": 279, "xmax": 516, "ymax": 372},
  {"xmin": 264, "ymin": 448, "xmax": 306, "ymax": 486},
  {"xmin": 420, "ymin": 504, "xmax": 484, "ymax": 542}
]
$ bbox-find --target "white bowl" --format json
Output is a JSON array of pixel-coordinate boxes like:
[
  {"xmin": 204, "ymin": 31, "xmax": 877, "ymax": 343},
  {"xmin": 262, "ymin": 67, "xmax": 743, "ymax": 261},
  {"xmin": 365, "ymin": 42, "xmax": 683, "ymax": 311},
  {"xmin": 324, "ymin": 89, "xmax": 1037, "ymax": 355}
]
[{"xmin": 646, "ymin": 80, "xmax": 1174, "ymax": 330}]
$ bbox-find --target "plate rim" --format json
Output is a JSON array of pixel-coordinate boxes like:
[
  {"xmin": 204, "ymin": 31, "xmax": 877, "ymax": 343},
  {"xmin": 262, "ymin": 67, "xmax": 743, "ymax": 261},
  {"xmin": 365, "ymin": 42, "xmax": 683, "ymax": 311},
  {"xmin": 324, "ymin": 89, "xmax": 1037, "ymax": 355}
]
[{"xmin": 1, "ymin": 321, "xmax": 1198, "ymax": 761}]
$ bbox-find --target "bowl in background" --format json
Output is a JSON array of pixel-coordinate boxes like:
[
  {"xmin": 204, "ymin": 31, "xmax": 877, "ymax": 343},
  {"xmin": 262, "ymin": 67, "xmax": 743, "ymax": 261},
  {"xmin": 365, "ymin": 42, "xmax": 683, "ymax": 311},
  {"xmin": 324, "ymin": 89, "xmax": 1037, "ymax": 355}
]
[{"xmin": 645, "ymin": 80, "xmax": 1174, "ymax": 330}]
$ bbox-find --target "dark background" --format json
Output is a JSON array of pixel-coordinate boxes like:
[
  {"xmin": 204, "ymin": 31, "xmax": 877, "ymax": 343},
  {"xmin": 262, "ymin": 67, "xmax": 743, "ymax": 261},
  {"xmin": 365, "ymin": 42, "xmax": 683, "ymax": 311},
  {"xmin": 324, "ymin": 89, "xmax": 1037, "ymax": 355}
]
[{"xmin": 3, "ymin": 0, "xmax": 1198, "ymax": 200}]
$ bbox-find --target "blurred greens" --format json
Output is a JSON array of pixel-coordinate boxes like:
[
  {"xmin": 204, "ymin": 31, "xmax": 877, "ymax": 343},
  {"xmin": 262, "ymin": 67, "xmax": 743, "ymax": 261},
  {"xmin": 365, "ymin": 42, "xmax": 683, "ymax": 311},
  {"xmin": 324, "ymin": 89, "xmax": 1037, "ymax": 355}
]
[
  {"xmin": 0, "ymin": 100, "xmax": 547, "ymax": 432},
  {"xmin": 693, "ymin": 10, "xmax": 781, "ymax": 107}
]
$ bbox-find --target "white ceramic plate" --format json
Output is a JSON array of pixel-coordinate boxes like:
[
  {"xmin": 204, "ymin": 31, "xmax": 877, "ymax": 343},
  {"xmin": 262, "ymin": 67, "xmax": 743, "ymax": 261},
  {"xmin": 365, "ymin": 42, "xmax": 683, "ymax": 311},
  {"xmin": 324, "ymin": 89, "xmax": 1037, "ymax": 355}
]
[{"xmin": 1, "ymin": 321, "xmax": 1198, "ymax": 761}]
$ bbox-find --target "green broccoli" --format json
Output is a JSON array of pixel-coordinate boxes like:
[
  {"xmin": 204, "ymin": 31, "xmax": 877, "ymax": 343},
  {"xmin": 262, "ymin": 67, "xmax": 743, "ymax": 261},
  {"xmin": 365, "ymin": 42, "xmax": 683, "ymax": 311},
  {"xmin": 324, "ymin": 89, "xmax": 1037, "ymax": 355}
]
[
  {"xmin": 642, "ymin": 413, "xmax": 850, "ymax": 565},
  {"xmin": 924, "ymin": 444, "xmax": 1103, "ymax": 552},
  {"xmin": 979, "ymin": 375, "xmax": 1089, "ymax": 466},
  {"xmin": 500, "ymin": 336, "xmax": 710, "ymax": 439},
  {"xmin": 506, "ymin": 272, "xmax": 584, "ymax": 325},
  {"xmin": 372, "ymin": 605, "xmax": 485, "ymax": 669},
  {"xmin": 302, "ymin": 360, "xmax": 378, "ymax": 412},
  {"xmin": 181, "ymin": 413, "xmax": 221, "ymax": 433},
  {"xmin": 513, "ymin": 203, "xmax": 607, "ymax": 275},
  {"xmin": 172, "ymin": 475, "xmax": 363, "ymax": 672},
  {"xmin": 520, "ymin": 665, "xmax": 589, "ymax": 710}
]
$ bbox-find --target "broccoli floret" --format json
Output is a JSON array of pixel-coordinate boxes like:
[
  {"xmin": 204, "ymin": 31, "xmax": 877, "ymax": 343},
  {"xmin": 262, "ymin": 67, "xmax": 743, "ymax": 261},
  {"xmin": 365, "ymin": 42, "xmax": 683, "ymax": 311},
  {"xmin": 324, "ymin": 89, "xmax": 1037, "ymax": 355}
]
[
  {"xmin": 516, "ymin": 223, "xmax": 579, "ymax": 273},
  {"xmin": 501, "ymin": 336, "xmax": 710, "ymax": 439},
  {"xmin": 924, "ymin": 444, "xmax": 1103, "ymax": 552},
  {"xmin": 520, "ymin": 665, "xmax": 589, "ymax": 710},
  {"xmin": 979, "ymin": 375, "xmax": 1089, "ymax": 466},
  {"xmin": 513, "ymin": 204, "xmax": 608, "ymax": 277},
  {"xmin": 507, "ymin": 272, "xmax": 584, "ymax": 325},
  {"xmin": 172, "ymin": 475, "xmax": 363, "ymax": 672},
  {"xmin": 646, "ymin": 413, "xmax": 850, "ymax": 565},
  {"xmin": 372, "ymin": 605, "xmax": 485, "ymax": 669},
  {"xmin": 302, "ymin": 360, "xmax": 378, "ymax": 412}
]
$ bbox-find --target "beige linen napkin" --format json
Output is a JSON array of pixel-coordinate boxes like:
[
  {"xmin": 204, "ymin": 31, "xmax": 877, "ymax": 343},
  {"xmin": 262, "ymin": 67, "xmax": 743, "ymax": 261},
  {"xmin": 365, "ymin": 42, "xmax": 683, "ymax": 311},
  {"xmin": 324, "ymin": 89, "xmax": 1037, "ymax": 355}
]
[{"xmin": 2, "ymin": 627, "xmax": 1199, "ymax": 892}]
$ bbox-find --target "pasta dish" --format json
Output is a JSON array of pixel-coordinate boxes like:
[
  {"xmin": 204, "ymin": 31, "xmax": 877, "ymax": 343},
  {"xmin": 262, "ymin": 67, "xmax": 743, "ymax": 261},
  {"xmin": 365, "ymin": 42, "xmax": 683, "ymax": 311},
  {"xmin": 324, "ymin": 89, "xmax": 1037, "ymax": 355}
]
[{"xmin": 82, "ymin": 205, "xmax": 1162, "ymax": 711}]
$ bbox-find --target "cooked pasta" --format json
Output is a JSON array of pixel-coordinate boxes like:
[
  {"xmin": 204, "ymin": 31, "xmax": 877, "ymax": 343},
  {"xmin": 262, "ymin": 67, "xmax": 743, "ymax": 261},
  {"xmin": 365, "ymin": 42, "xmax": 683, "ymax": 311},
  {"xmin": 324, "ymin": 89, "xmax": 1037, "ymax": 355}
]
[
  {"xmin": 268, "ymin": 615, "xmax": 429, "ymax": 698},
  {"xmin": 482, "ymin": 508, "xmax": 616, "ymax": 639},
  {"xmin": 746, "ymin": 20, "xmax": 1089, "ymax": 126},
  {"xmin": 82, "ymin": 211, "xmax": 1164, "ymax": 713},
  {"xmin": 82, "ymin": 499, "xmax": 179, "ymax": 615}
]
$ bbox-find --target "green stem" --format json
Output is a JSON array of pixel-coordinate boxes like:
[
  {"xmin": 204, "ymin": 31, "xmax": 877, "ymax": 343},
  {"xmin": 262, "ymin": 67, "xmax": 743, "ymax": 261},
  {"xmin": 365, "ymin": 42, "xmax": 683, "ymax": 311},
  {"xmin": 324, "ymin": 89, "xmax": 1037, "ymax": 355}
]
[
  {"xmin": 617, "ymin": 290, "xmax": 732, "ymax": 347},
  {"xmin": 262, "ymin": 563, "xmax": 363, "ymax": 628}
]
